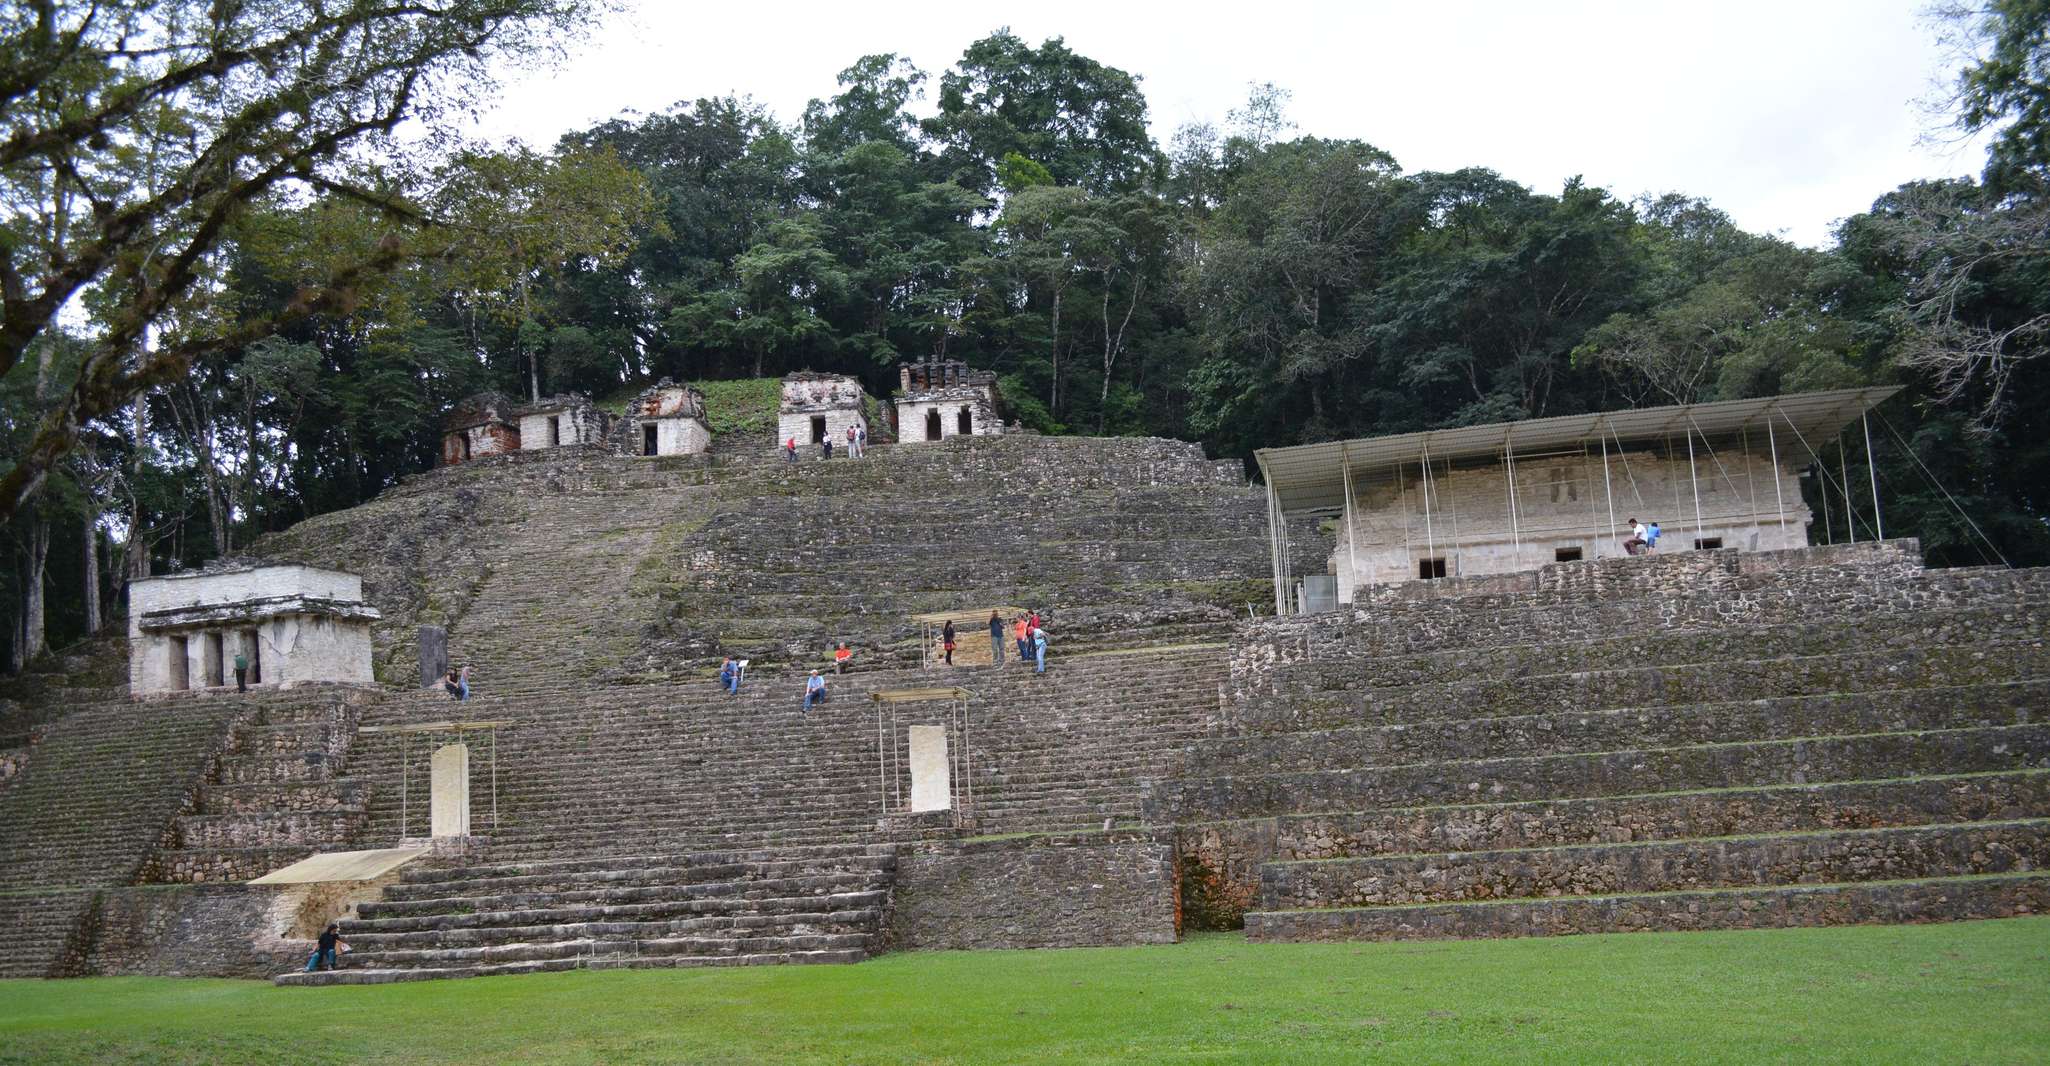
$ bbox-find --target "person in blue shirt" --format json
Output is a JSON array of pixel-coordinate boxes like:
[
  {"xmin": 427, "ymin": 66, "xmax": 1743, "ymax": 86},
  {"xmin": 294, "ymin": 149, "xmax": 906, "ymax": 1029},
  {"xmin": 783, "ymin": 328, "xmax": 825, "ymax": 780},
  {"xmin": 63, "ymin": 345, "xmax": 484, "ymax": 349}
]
[
  {"xmin": 804, "ymin": 670, "xmax": 827, "ymax": 712},
  {"xmin": 1032, "ymin": 628, "xmax": 1048, "ymax": 674},
  {"xmin": 719, "ymin": 657, "xmax": 740, "ymax": 694},
  {"xmin": 1647, "ymin": 521, "xmax": 1662, "ymax": 552}
]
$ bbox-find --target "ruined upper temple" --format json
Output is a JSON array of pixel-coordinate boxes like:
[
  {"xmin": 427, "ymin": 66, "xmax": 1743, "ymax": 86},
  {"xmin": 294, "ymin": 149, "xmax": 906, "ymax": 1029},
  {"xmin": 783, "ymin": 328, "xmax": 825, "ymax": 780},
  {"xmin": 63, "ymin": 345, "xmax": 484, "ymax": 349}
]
[{"xmin": 895, "ymin": 359, "xmax": 1002, "ymax": 443}]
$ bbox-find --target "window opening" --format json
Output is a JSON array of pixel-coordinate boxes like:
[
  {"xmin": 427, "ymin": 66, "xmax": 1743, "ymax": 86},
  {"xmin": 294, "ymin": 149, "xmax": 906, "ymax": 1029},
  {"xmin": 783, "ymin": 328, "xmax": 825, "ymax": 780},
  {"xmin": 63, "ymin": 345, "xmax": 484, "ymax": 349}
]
[
  {"xmin": 925, "ymin": 409, "xmax": 942, "ymax": 441},
  {"xmin": 957, "ymin": 408, "xmax": 972, "ymax": 435},
  {"xmin": 1694, "ymin": 537, "xmax": 1724, "ymax": 550},
  {"xmin": 1554, "ymin": 547, "xmax": 1583, "ymax": 562},
  {"xmin": 1418, "ymin": 557, "xmax": 1448, "ymax": 580},
  {"xmin": 642, "ymin": 424, "xmax": 659, "ymax": 456}
]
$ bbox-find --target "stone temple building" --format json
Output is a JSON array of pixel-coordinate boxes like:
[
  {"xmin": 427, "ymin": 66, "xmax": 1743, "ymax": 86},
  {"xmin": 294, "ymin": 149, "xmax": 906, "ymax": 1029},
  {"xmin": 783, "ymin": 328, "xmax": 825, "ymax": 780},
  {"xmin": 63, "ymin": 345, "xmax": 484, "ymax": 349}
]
[
  {"xmin": 616, "ymin": 379, "xmax": 711, "ymax": 457},
  {"xmin": 127, "ymin": 562, "xmax": 380, "ymax": 696},
  {"xmin": 895, "ymin": 359, "xmax": 1003, "ymax": 442},
  {"xmin": 779, "ymin": 371, "xmax": 869, "ymax": 451},
  {"xmin": 514, "ymin": 394, "xmax": 610, "ymax": 452},
  {"xmin": 439, "ymin": 392, "xmax": 520, "ymax": 466},
  {"xmin": 1255, "ymin": 387, "xmax": 1899, "ymax": 610}
]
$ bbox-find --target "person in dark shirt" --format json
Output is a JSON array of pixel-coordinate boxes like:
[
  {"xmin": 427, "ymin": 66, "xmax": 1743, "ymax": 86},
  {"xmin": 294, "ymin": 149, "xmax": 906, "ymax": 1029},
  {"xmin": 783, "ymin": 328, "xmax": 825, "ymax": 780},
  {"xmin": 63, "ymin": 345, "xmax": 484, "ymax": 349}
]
[
  {"xmin": 942, "ymin": 619, "xmax": 956, "ymax": 665},
  {"xmin": 305, "ymin": 923, "xmax": 344, "ymax": 972},
  {"xmin": 988, "ymin": 611, "xmax": 1005, "ymax": 666}
]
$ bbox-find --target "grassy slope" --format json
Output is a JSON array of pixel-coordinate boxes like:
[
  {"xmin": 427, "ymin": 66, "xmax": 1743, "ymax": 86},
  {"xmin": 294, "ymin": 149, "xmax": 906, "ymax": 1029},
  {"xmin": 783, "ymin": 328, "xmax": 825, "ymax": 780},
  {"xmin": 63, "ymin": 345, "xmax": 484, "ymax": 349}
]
[{"xmin": 3, "ymin": 922, "xmax": 2047, "ymax": 1064}]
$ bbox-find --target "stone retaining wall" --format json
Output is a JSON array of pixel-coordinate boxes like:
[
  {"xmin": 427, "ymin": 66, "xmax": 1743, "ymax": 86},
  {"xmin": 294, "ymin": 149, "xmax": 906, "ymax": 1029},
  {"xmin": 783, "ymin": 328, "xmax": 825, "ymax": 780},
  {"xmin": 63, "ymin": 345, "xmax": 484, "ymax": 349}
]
[
  {"xmin": 887, "ymin": 832, "xmax": 1177, "ymax": 950},
  {"xmin": 82, "ymin": 885, "xmax": 302, "ymax": 978}
]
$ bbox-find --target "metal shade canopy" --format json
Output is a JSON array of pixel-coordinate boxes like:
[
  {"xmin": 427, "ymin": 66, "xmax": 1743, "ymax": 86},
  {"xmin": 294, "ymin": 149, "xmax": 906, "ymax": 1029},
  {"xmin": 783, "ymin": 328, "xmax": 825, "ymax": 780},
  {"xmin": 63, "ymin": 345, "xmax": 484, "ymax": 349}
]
[{"xmin": 1254, "ymin": 387, "xmax": 1902, "ymax": 514}]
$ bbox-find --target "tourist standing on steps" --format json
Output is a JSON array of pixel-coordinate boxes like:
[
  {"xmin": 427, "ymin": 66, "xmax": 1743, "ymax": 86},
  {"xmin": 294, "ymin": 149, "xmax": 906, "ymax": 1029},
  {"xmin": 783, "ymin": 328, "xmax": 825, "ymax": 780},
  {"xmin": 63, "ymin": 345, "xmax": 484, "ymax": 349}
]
[
  {"xmin": 457, "ymin": 665, "xmax": 472, "ymax": 701},
  {"xmin": 804, "ymin": 670, "xmax": 827, "ymax": 712},
  {"xmin": 846, "ymin": 424, "xmax": 857, "ymax": 459},
  {"xmin": 305, "ymin": 923, "xmax": 344, "ymax": 972},
  {"xmin": 785, "ymin": 436, "xmax": 798, "ymax": 464},
  {"xmin": 942, "ymin": 619, "xmax": 956, "ymax": 665},
  {"xmin": 988, "ymin": 611, "xmax": 1005, "ymax": 665},
  {"xmin": 1647, "ymin": 520, "xmax": 1662, "ymax": 553},
  {"xmin": 719, "ymin": 657, "xmax": 741, "ymax": 694},
  {"xmin": 1033, "ymin": 627, "xmax": 1048, "ymax": 674},
  {"xmin": 1015, "ymin": 615, "xmax": 1030, "ymax": 662},
  {"xmin": 822, "ymin": 437, "xmax": 833, "ymax": 461},
  {"xmin": 233, "ymin": 649, "xmax": 249, "ymax": 693},
  {"xmin": 856, "ymin": 423, "xmax": 867, "ymax": 458}
]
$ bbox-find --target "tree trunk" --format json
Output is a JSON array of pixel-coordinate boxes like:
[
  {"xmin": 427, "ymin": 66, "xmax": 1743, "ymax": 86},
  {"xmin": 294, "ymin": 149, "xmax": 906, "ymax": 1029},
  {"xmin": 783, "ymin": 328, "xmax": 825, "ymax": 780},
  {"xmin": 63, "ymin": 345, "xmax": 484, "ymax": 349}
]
[
  {"xmin": 82, "ymin": 515, "xmax": 100, "ymax": 635},
  {"xmin": 11, "ymin": 512, "xmax": 50, "ymax": 673},
  {"xmin": 1049, "ymin": 286, "xmax": 1063, "ymax": 415}
]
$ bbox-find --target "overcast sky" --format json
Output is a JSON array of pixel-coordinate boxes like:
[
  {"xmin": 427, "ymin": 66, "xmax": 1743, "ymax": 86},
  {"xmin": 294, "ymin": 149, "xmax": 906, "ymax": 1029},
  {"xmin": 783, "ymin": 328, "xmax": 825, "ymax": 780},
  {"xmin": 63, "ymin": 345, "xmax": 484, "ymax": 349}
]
[{"xmin": 469, "ymin": 0, "xmax": 1989, "ymax": 247}]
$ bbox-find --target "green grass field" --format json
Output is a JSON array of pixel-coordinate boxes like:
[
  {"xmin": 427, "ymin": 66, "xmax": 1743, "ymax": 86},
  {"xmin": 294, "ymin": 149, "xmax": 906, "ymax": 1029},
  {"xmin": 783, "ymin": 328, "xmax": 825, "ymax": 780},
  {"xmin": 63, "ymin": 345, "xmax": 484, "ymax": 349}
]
[{"xmin": 3, "ymin": 920, "xmax": 2047, "ymax": 1065}]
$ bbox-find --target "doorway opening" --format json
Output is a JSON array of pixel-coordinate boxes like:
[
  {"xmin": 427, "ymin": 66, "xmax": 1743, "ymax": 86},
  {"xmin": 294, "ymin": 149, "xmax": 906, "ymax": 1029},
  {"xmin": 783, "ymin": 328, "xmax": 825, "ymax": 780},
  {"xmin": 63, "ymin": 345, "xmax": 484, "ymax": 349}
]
[
  {"xmin": 642, "ymin": 424, "xmax": 659, "ymax": 456},
  {"xmin": 810, "ymin": 415, "xmax": 828, "ymax": 444},
  {"xmin": 168, "ymin": 636, "xmax": 190, "ymax": 690},
  {"xmin": 548, "ymin": 415, "xmax": 562, "ymax": 446},
  {"xmin": 925, "ymin": 409, "xmax": 942, "ymax": 441},
  {"xmin": 957, "ymin": 408, "xmax": 972, "ymax": 435}
]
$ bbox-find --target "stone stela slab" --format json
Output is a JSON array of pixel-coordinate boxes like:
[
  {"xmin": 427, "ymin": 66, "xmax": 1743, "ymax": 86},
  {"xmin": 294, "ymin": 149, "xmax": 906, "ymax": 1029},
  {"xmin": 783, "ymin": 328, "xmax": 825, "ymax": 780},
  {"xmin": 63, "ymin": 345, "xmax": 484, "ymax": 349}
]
[
  {"xmin": 418, "ymin": 625, "xmax": 448, "ymax": 690},
  {"xmin": 908, "ymin": 725, "xmax": 951, "ymax": 812},
  {"xmin": 431, "ymin": 743, "xmax": 470, "ymax": 838}
]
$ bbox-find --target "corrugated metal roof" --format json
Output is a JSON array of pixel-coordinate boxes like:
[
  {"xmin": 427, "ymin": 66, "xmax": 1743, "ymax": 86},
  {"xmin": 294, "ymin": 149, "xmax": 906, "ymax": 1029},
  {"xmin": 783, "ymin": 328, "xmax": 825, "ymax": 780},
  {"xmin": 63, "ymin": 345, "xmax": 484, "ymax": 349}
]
[{"xmin": 1254, "ymin": 387, "xmax": 1901, "ymax": 513}]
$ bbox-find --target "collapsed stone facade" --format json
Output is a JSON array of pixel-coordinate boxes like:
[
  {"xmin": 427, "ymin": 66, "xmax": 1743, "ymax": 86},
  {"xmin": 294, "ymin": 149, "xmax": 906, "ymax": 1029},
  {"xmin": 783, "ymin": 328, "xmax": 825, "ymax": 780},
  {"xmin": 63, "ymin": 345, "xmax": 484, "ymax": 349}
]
[
  {"xmin": 895, "ymin": 359, "xmax": 1002, "ymax": 442},
  {"xmin": 515, "ymin": 394, "xmax": 610, "ymax": 451},
  {"xmin": 778, "ymin": 371, "xmax": 869, "ymax": 451},
  {"xmin": 615, "ymin": 379, "xmax": 711, "ymax": 457},
  {"xmin": 439, "ymin": 392, "xmax": 520, "ymax": 466},
  {"xmin": 127, "ymin": 563, "xmax": 380, "ymax": 696}
]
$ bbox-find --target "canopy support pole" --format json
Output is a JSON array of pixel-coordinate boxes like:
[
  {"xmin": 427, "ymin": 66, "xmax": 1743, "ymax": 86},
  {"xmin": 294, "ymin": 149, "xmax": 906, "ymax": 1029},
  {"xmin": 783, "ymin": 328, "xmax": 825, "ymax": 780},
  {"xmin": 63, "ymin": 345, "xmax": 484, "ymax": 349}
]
[
  {"xmin": 1600, "ymin": 423, "xmax": 1617, "ymax": 555},
  {"xmin": 1504, "ymin": 436, "xmax": 1520, "ymax": 552},
  {"xmin": 1686, "ymin": 423, "xmax": 1703, "ymax": 547},
  {"xmin": 1440, "ymin": 455, "xmax": 1462, "ymax": 576},
  {"xmin": 1840, "ymin": 433, "xmax": 1855, "ymax": 543},
  {"xmin": 1863, "ymin": 411, "xmax": 1884, "ymax": 541},
  {"xmin": 1341, "ymin": 444, "xmax": 1360, "ymax": 602},
  {"xmin": 1264, "ymin": 476, "xmax": 1286, "ymax": 616},
  {"xmin": 1420, "ymin": 444, "xmax": 1436, "ymax": 570},
  {"xmin": 1767, "ymin": 414, "xmax": 1787, "ymax": 536}
]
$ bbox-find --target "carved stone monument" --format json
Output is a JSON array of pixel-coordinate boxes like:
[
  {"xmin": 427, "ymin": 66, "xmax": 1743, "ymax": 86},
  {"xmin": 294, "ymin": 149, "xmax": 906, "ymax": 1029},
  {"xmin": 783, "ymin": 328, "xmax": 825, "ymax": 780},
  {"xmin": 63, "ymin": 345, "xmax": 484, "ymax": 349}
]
[
  {"xmin": 430, "ymin": 743, "xmax": 470, "ymax": 838},
  {"xmin": 908, "ymin": 725, "xmax": 950, "ymax": 812}
]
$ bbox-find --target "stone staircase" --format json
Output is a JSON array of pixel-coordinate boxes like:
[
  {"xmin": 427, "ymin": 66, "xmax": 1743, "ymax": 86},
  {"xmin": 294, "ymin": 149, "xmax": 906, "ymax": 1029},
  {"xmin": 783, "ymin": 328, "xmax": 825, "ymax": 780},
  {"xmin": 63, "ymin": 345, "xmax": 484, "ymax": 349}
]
[
  {"xmin": 144, "ymin": 687, "xmax": 382, "ymax": 884},
  {"xmin": 0, "ymin": 691, "xmax": 250, "ymax": 976},
  {"xmin": 274, "ymin": 843, "xmax": 896, "ymax": 984},
  {"xmin": 1153, "ymin": 543, "xmax": 2050, "ymax": 941}
]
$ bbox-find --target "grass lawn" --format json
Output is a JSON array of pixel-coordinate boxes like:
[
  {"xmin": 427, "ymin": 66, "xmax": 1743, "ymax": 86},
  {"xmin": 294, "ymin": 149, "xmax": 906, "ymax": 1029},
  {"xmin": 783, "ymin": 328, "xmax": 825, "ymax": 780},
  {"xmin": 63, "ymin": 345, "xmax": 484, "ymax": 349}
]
[{"xmin": 2, "ymin": 920, "xmax": 2047, "ymax": 1064}]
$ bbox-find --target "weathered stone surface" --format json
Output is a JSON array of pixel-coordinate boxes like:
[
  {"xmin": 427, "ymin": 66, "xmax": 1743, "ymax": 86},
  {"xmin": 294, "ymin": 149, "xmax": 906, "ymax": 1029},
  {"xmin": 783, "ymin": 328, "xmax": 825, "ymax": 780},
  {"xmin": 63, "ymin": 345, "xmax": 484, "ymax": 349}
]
[
  {"xmin": 82, "ymin": 884, "xmax": 304, "ymax": 978},
  {"xmin": 888, "ymin": 833, "xmax": 1176, "ymax": 950}
]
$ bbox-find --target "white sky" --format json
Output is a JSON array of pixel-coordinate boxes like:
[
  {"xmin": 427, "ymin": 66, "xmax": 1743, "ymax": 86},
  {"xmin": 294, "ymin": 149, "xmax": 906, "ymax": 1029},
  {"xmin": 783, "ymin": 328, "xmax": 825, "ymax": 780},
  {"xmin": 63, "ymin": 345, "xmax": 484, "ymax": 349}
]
[{"xmin": 469, "ymin": 0, "xmax": 1989, "ymax": 247}]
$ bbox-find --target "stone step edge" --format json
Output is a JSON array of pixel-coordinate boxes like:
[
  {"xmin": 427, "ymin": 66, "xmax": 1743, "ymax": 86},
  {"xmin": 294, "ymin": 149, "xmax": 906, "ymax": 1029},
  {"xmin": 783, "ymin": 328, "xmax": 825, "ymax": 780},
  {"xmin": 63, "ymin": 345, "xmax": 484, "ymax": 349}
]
[
  {"xmin": 1160, "ymin": 721, "xmax": 2050, "ymax": 789},
  {"xmin": 1166, "ymin": 767, "xmax": 2050, "ymax": 830},
  {"xmin": 271, "ymin": 947, "xmax": 869, "ymax": 986},
  {"xmin": 1243, "ymin": 869, "xmax": 2050, "ymax": 921},
  {"xmin": 1258, "ymin": 815, "xmax": 2050, "ymax": 869}
]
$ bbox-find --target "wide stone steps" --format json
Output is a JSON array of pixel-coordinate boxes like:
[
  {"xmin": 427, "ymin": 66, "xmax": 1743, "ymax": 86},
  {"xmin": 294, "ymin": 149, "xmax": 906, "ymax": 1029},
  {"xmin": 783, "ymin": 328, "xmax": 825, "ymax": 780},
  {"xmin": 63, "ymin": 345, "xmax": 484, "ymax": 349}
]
[
  {"xmin": 1244, "ymin": 870, "xmax": 2050, "ymax": 942},
  {"xmin": 0, "ymin": 889, "xmax": 94, "ymax": 978},
  {"xmin": 274, "ymin": 945, "xmax": 870, "ymax": 985},
  {"xmin": 1183, "ymin": 680, "xmax": 2050, "ymax": 776},
  {"xmin": 1149, "ymin": 722, "xmax": 2050, "ymax": 824},
  {"xmin": 1241, "ymin": 643, "xmax": 2048, "ymax": 734},
  {"xmin": 274, "ymin": 845, "xmax": 898, "ymax": 985},
  {"xmin": 1184, "ymin": 769, "xmax": 2050, "ymax": 862},
  {"xmin": 1257, "ymin": 818, "xmax": 2050, "ymax": 910}
]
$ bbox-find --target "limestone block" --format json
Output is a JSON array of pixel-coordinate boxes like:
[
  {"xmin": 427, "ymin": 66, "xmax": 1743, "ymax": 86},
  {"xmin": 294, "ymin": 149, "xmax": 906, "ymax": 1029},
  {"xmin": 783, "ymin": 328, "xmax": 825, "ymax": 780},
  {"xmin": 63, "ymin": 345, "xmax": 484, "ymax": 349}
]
[
  {"xmin": 908, "ymin": 725, "xmax": 950, "ymax": 812},
  {"xmin": 430, "ymin": 743, "xmax": 470, "ymax": 838}
]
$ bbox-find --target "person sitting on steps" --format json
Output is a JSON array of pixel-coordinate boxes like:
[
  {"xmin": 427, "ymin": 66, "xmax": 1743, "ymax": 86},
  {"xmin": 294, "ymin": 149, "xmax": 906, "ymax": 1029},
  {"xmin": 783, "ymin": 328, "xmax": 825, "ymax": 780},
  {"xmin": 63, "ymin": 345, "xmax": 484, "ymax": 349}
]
[
  {"xmin": 444, "ymin": 668, "xmax": 462, "ymax": 700},
  {"xmin": 804, "ymin": 670, "xmax": 828, "ymax": 712},
  {"xmin": 304, "ymin": 923, "xmax": 345, "ymax": 972},
  {"xmin": 719, "ymin": 656, "xmax": 741, "ymax": 694},
  {"xmin": 1623, "ymin": 517, "xmax": 1648, "ymax": 556},
  {"xmin": 833, "ymin": 643, "xmax": 853, "ymax": 675}
]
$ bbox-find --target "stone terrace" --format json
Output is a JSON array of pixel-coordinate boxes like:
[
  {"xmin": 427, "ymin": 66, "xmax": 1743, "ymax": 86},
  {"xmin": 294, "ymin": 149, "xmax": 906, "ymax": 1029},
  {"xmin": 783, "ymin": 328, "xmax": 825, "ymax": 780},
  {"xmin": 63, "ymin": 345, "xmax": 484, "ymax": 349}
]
[{"xmin": 1152, "ymin": 542, "xmax": 2050, "ymax": 940}]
